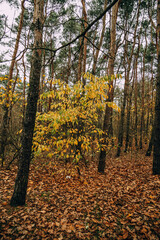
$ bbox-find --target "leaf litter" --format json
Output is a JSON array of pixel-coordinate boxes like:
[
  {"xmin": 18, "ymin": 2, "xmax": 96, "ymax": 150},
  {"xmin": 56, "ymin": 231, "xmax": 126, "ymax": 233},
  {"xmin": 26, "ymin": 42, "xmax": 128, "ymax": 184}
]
[{"xmin": 0, "ymin": 150, "xmax": 160, "ymax": 239}]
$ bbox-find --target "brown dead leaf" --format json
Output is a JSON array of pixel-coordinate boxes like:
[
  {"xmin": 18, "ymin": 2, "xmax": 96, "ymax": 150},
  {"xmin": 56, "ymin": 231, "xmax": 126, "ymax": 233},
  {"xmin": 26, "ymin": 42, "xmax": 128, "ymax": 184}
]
[
  {"xmin": 122, "ymin": 231, "xmax": 128, "ymax": 239},
  {"xmin": 141, "ymin": 227, "xmax": 148, "ymax": 233},
  {"xmin": 67, "ymin": 224, "xmax": 76, "ymax": 232},
  {"xmin": 1, "ymin": 151, "xmax": 159, "ymax": 239},
  {"xmin": 48, "ymin": 229, "xmax": 54, "ymax": 234},
  {"xmin": 61, "ymin": 223, "xmax": 67, "ymax": 230},
  {"xmin": 55, "ymin": 222, "xmax": 60, "ymax": 227},
  {"xmin": 75, "ymin": 224, "xmax": 84, "ymax": 229},
  {"xmin": 92, "ymin": 218, "xmax": 101, "ymax": 224}
]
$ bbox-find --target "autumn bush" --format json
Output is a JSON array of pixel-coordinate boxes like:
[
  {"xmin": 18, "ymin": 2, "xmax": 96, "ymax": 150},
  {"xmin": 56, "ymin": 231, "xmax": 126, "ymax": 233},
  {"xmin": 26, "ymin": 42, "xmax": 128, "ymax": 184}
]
[
  {"xmin": 0, "ymin": 75, "xmax": 23, "ymax": 164},
  {"xmin": 33, "ymin": 73, "xmax": 120, "ymax": 165}
]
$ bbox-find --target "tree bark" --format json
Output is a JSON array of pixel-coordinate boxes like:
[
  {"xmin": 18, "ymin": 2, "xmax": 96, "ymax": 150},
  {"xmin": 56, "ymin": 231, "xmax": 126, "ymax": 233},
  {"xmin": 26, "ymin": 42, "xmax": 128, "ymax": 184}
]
[
  {"xmin": 92, "ymin": 0, "xmax": 108, "ymax": 75},
  {"xmin": 146, "ymin": 126, "xmax": 154, "ymax": 156},
  {"xmin": 124, "ymin": 72, "xmax": 134, "ymax": 153},
  {"xmin": 116, "ymin": 0, "xmax": 140, "ymax": 157},
  {"xmin": 98, "ymin": 0, "xmax": 121, "ymax": 173},
  {"xmin": 139, "ymin": 31, "xmax": 147, "ymax": 149},
  {"xmin": 153, "ymin": 0, "xmax": 160, "ymax": 175},
  {"xmin": 66, "ymin": 34, "xmax": 71, "ymax": 84},
  {"xmin": 77, "ymin": 22, "xmax": 83, "ymax": 82},
  {"xmin": 0, "ymin": 0, "xmax": 25, "ymax": 166},
  {"xmin": 22, "ymin": 54, "xmax": 26, "ymax": 120},
  {"xmin": 134, "ymin": 53, "xmax": 138, "ymax": 147},
  {"xmin": 81, "ymin": 0, "xmax": 88, "ymax": 86},
  {"xmin": 10, "ymin": 0, "xmax": 45, "ymax": 206},
  {"xmin": 38, "ymin": 34, "xmax": 46, "ymax": 113}
]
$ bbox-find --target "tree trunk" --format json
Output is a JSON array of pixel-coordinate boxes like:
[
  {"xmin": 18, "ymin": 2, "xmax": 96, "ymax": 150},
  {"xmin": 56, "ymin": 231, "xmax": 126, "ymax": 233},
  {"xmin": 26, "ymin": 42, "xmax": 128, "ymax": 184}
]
[
  {"xmin": 98, "ymin": 96, "xmax": 111, "ymax": 173},
  {"xmin": 77, "ymin": 24, "xmax": 83, "ymax": 82},
  {"xmin": 134, "ymin": 55, "xmax": 138, "ymax": 147},
  {"xmin": 145, "ymin": 81, "xmax": 150, "ymax": 143},
  {"xmin": 146, "ymin": 126, "xmax": 154, "ymax": 156},
  {"xmin": 125, "ymin": 73, "xmax": 134, "ymax": 153},
  {"xmin": 81, "ymin": 0, "xmax": 88, "ymax": 86},
  {"xmin": 48, "ymin": 36, "xmax": 54, "ymax": 111},
  {"xmin": 10, "ymin": 0, "xmax": 44, "ymax": 206},
  {"xmin": 38, "ymin": 34, "xmax": 46, "ymax": 113},
  {"xmin": 92, "ymin": 0, "xmax": 108, "ymax": 75},
  {"xmin": 116, "ymin": 0, "xmax": 140, "ymax": 157},
  {"xmin": 153, "ymin": 0, "xmax": 160, "ymax": 175},
  {"xmin": 0, "ymin": 0, "xmax": 25, "ymax": 166},
  {"xmin": 66, "ymin": 34, "xmax": 71, "ymax": 84},
  {"xmin": 139, "ymin": 31, "xmax": 147, "ymax": 149},
  {"xmin": 22, "ymin": 55, "xmax": 26, "ymax": 121},
  {"xmin": 98, "ymin": 0, "xmax": 120, "ymax": 173}
]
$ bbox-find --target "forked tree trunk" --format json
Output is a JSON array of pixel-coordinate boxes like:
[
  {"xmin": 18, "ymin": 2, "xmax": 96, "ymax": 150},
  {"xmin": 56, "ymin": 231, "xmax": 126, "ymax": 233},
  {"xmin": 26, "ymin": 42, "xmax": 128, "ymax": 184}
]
[
  {"xmin": 10, "ymin": 0, "xmax": 45, "ymax": 206},
  {"xmin": 153, "ymin": 0, "xmax": 160, "ymax": 175}
]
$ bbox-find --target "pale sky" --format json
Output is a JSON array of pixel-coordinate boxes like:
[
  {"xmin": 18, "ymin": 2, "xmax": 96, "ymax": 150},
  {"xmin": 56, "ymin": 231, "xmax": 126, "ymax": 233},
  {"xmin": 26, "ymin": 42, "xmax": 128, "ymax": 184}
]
[{"xmin": 0, "ymin": 1, "xmax": 19, "ymax": 26}]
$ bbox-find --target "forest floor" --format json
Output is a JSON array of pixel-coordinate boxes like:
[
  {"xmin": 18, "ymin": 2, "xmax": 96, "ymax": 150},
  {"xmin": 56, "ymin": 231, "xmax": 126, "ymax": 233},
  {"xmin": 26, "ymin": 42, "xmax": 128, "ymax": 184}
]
[{"xmin": 0, "ymin": 149, "xmax": 160, "ymax": 240}]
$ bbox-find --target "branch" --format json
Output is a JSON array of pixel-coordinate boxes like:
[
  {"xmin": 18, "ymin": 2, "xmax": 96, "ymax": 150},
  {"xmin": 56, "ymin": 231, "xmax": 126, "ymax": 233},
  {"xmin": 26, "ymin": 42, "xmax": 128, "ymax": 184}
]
[
  {"xmin": 0, "ymin": 0, "xmax": 119, "ymax": 64},
  {"xmin": 53, "ymin": 0, "xmax": 119, "ymax": 54},
  {"xmin": 85, "ymin": 36, "xmax": 112, "ymax": 59}
]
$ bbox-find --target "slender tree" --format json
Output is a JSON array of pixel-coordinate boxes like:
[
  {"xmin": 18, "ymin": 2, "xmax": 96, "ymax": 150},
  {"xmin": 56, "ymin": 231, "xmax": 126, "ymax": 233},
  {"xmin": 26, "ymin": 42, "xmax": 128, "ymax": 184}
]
[
  {"xmin": 124, "ymin": 69, "xmax": 134, "ymax": 152},
  {"xmin": 92, "ymin": 0, "xmax": 108, "ymax": 75},
  {"xmin": 98, "ymin": 0, "xmax": 121, "ymax": 173},
  {"xmin": 140, "ymin": 29, "xmax": 147, "ymax": 149},
  {"xmin": 134, "ymin": 36, "xmax": 140, "ymax": 147},
  {"xmin": 116, "ymin": 0, "xmax": 140, "ymax": 157},
  {"xmin": 0, "ymin": 0, "xmax": 25, "ymax": 166}
]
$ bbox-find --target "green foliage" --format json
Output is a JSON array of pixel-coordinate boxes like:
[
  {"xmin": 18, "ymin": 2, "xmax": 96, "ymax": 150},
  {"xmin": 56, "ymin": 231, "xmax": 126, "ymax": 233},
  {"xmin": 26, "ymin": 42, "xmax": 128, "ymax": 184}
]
[{"xmin": 119, "ymin": 0, "xmax": 135, "ymax": 17}]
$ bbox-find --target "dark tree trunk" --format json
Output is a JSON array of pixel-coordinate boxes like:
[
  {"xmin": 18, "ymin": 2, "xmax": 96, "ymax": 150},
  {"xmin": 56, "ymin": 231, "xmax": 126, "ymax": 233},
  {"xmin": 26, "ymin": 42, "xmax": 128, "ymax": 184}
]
[
  {"xmin": 0, "ymin": 106, "xmax": 9, "ymax": 167},
  {"xmin": 98, "ymin": 100, "xmax": 111, "ymax": 173},
  {"xmin": 134, "ymin": 53, "xmax": 138, "ymax": 147},
  {"xmin": 124, "ymin": 77, "xmax": 134, "ymax": 153},
  {"xmin": 10, "ymin": 0, "xmax": 44, "ymax": 206},
  {"xmin": 153, "ymin": 0, "xmax": 160, "ymax": 175},
  {"xmin": 139, "ymin": 32, "xmax": 147, "ymax": 149},
  {"xmin": 146, "ymin": 127, "xmax": 154, "ymax": 156}
]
